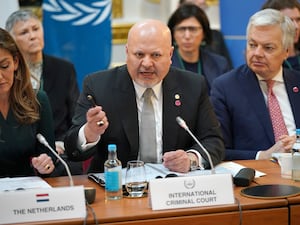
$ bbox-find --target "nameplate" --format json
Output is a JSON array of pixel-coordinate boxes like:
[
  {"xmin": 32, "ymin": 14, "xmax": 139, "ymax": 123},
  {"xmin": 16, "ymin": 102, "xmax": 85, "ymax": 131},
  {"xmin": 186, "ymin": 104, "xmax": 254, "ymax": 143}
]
[
  {"xmin": 149, "ymin": 173, "xmax": 234, "ymax": 210},
  {"xmin": 0, "ymin": 186, "xmax": 86, "ymax": 224}
]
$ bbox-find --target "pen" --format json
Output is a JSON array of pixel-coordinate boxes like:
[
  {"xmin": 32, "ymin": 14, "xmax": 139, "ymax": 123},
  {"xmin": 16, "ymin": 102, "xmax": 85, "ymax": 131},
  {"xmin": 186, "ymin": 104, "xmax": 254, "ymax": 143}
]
[
  {"xmin": 87, "ymin": 94, "xmax": 97, "ymax": 107},
  {"xmin": 87, "ymin": 94, "xmax": 104, "ymax": 127}
]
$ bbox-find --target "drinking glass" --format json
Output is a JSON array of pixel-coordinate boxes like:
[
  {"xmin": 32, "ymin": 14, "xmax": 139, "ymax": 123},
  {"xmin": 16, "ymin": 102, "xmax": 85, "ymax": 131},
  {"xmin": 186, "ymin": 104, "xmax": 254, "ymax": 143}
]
[
  {"xmin": 278, "ymin": 153, "xmax": 292, "ymax": 179},
  {"xmin": 125, "ymin": 160, "xmax": 147, "ymax": 198}
]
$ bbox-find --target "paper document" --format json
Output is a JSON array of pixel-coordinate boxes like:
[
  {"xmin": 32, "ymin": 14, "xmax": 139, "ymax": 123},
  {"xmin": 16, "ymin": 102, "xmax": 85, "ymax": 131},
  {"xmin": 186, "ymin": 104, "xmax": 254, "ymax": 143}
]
[
  {"xmin": 0, "ymin": 176, "xmax": 51, "ymax": 192},
  {"xmin": 89, "ymin": 163, "xmax": 236, "ymax": 186},
  {"xmin": 216, "ymin": 161, "xmax": 266, "ymax": 178}
]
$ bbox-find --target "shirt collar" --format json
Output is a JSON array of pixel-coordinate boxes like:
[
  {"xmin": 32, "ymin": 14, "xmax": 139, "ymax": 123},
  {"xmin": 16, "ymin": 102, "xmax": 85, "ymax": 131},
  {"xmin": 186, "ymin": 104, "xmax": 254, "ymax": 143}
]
[
  {"xmin": 256, "ymin": 67, "xmax": 284, "ymax": 83},
  {"xmin": 133, "ymin": 81, "xmax": 162, "ymax": 100}
]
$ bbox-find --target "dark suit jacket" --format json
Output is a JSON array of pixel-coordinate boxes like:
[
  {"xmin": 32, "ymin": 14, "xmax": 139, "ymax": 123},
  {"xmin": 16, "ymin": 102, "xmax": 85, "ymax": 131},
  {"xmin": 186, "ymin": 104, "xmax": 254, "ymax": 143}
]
[
  {"xmin": 171, "ymin": 48, "xmax": 231, "ymax": 92},
  {"xmin": 0, "ymin": 91, "xmax": 56, "ymax": 177},
  {"xmin": 284, "ymin": 55, "xmax": 300, "ymax": 72},
  {"xmin": 210, "ymin": 64, "xmax": 300, "ymax": 160},
  {"xmin": 65, "ymin": 65, "xmax": 224, "ymax": 173},
  {"xmin": 42, "ymin": 54, "xmax": 79, "ymax": 141}
]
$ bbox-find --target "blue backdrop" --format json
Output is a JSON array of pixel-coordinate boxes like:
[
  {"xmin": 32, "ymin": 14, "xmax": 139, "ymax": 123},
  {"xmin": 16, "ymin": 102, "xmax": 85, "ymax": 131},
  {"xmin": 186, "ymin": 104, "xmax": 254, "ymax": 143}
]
[
  {"xmin": 220, "ymin": 0, "xmax": 265, "ymax": 68},
  {"xmin": 42, "ymin": 0, "xmax": 112, "ymax": 90}
]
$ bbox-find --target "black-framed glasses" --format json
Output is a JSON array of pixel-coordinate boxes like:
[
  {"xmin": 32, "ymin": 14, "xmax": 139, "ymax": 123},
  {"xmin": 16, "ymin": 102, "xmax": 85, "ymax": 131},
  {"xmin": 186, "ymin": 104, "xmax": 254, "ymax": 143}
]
[
  {"xmin": 290, "ymin": 17, "xmax": 300, "ymax": 24},
  {"xmin": 174, "ymin": 26, "xmax": 202, "ymax": 36}
]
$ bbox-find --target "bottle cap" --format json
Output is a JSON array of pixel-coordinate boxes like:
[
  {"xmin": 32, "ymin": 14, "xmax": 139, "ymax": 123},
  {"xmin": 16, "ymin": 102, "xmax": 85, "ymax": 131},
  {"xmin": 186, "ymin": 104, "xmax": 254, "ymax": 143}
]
[{"xmin": 108, "ymin": 144, "xmax": 117, "ymax": 152}]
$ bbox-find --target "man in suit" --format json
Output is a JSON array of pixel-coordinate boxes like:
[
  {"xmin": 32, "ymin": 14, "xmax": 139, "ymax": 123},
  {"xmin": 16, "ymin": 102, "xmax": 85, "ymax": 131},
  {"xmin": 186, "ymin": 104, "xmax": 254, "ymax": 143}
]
[
  {"xmin": 210, "ymin": 9, "xmax": 300, "ymax": 161},
  {"xmin": 6, "ymin": 10, "xmax": 82, "ymax": 175},
  {"xmin": 64, "ymin": 19, "xmax": 224, "ymax": 173}
]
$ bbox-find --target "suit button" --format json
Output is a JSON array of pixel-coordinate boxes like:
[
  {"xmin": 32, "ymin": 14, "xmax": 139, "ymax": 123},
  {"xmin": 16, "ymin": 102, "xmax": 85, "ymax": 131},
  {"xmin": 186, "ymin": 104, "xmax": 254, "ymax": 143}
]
[{"xmin": 72, "ymin": 151, "xmax": 79, "ymax": 157}]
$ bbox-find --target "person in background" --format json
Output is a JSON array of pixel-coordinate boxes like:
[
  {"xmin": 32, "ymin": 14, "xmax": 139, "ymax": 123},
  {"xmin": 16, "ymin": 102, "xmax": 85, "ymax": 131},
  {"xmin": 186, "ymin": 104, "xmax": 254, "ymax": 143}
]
[
  {"xmin": 210, "ymin": 9, "xmax": 300, "ymax": 161},
  {"xmin": 0, "ymin": 27, "xmax": 56, "ymax": 177},
  {"xmin": 168, "ymin": 4, "xmax": 231, "ymax": 92},
  {"xmin": 64, "ymin": 19, "xmax": 224, "ymax": 173},
  {"xmin": 261, "ymin": 0, "xmax": 300, "ymax": 71},
  {"xmin": 5, "ymin": 10, "xmax": 82, "ymax": 175},
  {"xmin": 178, "ymin": 0, "xmax": 233, "ymax": 68}
]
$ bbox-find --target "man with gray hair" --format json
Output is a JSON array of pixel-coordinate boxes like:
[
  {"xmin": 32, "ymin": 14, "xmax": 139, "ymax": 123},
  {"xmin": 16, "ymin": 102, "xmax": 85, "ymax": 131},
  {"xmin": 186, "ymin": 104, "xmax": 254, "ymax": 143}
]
[
  {"xmin": 261, "ymin": 0, "xmax": 300, "ymax": 71},
  {"xmin": 210, "ymin": 9, "xmax": 300, "ymax": 160}
]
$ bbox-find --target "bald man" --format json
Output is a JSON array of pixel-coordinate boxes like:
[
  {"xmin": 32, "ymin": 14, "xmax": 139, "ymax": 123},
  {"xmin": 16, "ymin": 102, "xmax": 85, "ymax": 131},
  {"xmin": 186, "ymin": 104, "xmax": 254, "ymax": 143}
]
[{"xmin": 64, "ymin": 19, "xmax": 224, "ymax": 173}]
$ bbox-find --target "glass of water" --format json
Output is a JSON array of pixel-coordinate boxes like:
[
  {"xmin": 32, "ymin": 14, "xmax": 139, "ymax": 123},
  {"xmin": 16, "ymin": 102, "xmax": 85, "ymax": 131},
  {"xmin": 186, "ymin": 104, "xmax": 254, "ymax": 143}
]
[{"xmin": 125, "ymin": 160, "xmax": 147, "ymax": 198}]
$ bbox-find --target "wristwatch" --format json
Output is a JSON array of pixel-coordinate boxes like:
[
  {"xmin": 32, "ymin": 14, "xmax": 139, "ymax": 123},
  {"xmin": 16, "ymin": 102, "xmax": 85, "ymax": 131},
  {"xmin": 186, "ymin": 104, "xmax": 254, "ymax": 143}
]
[{"xmin": 189, "ymin": 154, "xmax": 198, "ymax": 171}]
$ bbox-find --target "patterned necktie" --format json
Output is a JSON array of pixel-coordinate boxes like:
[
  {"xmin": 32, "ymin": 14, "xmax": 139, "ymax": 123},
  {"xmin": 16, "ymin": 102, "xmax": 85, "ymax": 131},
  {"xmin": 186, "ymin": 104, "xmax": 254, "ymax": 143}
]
[
  {"xmin": 266, "ymin": 80, "xmax": 288, "ymax": 141},
  {"xmin": 139, "ymin": 88, "xmax": 157, "ymax": 163}
]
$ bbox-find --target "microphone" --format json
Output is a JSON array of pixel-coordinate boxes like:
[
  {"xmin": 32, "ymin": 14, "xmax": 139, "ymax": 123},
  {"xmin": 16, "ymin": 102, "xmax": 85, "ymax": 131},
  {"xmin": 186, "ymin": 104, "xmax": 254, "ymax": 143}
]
[
  {"xmin": 36, "ymin": 133, "xmax": 74, "ymax": 186},
  {"xmin": 233, "ymin": 168, "xmax": 255, "ymax": 187},
  {"xmin": 176, "ymin": 116, "xmax": 215, "ymax": 174}
]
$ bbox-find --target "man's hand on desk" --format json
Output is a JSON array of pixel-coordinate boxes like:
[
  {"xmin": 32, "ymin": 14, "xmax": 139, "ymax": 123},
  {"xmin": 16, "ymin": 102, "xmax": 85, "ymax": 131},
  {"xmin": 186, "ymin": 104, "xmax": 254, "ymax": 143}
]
[
  {"xmin": 163, "ymin": 150, "xmax": 198, "ymax": 173},
  {"xmin": 258, "ymin": 134, "xmax": 296, "ymax": 159}
]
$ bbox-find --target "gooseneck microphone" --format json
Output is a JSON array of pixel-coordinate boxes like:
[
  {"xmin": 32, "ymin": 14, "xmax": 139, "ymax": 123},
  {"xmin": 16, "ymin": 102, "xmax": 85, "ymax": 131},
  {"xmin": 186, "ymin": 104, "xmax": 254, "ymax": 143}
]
[
  {"xmin": 36, "ymin": 133, "xmax": 74, "ymax": 186},
  {"xmin": 176, "ymin": 116, "xmax": 215, "ymax": 174}
]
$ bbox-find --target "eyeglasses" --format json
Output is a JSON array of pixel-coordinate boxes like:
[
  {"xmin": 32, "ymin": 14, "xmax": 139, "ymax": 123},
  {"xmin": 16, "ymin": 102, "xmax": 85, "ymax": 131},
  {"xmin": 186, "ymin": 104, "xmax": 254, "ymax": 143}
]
[
  {"xmin": 174, "ymin": 26, "xmax": 202, "ymax": 36},
  {"xmin": 290, "ymin": 17, "xmax": 300, "ymax": 24}
]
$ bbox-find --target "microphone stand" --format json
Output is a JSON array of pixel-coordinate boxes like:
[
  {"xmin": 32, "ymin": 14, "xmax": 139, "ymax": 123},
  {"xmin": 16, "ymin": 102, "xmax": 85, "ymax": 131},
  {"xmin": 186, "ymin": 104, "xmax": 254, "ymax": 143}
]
[
  {"xmin": 37, "ymin": 133, "xmax": 74, "ymax": 186},
  {"xmin": 176, "ymin": 116, "xmax": 215, "ymax": 174}
]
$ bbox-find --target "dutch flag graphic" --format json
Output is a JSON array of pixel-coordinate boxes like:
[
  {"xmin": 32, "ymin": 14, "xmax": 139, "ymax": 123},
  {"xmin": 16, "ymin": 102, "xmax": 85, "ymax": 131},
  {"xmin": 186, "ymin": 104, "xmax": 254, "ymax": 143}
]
[{"xmin": 36, "ymin": 193, "xmax": 49, "ymax": 203}]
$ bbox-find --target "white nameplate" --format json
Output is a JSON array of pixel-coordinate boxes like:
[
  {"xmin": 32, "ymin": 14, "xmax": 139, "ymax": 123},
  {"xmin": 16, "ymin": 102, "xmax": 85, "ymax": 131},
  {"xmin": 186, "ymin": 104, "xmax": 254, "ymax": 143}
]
[
  {"xmin": 0, "ymin": 186, "xmax": 86, "ymax": 224},
  {"xmin": 149, "ymin": 173, "xmax": 234, "ymax": 210}
]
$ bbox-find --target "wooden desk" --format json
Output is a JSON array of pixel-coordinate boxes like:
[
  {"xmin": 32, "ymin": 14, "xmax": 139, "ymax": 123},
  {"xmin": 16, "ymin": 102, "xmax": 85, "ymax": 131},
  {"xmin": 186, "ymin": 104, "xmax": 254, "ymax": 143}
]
[
  {"xmin": 12, "ymin": 160, "xmax": 300, "ymax": 225},
  {"xmin": 236, "ymin": 160, "xmax": 300, "ymax": 225}
]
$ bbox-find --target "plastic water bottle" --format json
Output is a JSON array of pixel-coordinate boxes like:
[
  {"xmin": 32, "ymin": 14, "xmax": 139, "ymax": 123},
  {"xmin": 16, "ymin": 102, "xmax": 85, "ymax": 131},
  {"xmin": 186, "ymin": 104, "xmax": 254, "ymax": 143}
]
[
  {"xmin": 104, "ymin": 144, "xmax": 122, "ymax": 200},
  {"xmin": 293, "ymin": 129, "xmax": 300, "ymax": 150},
  {"xmin": 292, "ymin": 129, "xmax": 300, "ymax": 181}
]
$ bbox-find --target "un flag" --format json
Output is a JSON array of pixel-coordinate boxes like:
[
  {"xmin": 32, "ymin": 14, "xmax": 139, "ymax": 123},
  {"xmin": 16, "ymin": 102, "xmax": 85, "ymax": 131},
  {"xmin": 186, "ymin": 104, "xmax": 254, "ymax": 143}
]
[{"xmin": 42, "ymin": 0, "xmax": 112, "ymax": 89}]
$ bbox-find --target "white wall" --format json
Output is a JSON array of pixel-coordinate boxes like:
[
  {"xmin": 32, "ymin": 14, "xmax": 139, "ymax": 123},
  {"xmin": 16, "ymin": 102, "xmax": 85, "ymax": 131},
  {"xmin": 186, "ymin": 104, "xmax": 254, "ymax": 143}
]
[{"xmin": 0, "ymin": 0, "xmax": 19, "ymax": 29}]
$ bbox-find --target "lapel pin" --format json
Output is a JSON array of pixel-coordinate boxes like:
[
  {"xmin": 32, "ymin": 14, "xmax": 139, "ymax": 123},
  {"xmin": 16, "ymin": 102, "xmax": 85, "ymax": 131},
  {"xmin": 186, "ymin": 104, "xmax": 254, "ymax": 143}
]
[
  {"xmin": 174, "ymin": 94, "xmax": 181, "ymax": 106},
  {"xmin": 293, "ymin": 87, "xmax": 299, "ymax": 93},
  {"xmin": 175, "ymin": 100, "xmax": 181, "ymax": 106}
]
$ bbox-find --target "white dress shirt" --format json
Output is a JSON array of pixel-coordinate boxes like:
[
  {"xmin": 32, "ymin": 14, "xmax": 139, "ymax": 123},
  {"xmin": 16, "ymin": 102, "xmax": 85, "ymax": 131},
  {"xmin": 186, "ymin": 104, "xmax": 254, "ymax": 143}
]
[
  {"xmin": 257, "ymin": 68, "xmax": 296, "ymax": 136},
  {"xmin": 255, "ymin": 67, "xmax": 296, "ymax": 159},
  {"xmin": 134, "ymin": 81, "xmax": 163, "ymax": 163}
]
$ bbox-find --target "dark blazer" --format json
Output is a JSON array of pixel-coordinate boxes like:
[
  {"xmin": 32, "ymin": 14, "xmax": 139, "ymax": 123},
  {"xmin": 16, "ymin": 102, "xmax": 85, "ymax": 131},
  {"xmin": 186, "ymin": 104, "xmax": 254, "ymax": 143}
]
[
  {"xmin": 171, "ymin": 48, "xmax": 231, "ymax": 92},
  {"xmin": 284, "ymin": 55, "xmax": 300, "ymax": 72},
  {"xmin": 65, "ymin": 65, "xmax": 224, "ymax": 173},
  {"xmin": 210, "ymin": 64, "xmax": 300, "ymax": 160},
  {"xmin": 0, "ymin": 91, "xmax": 55, "ymax": 177},
  {"xmin": 42, "ymin": 54, "xmax": 79, "ymax": 141}
]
